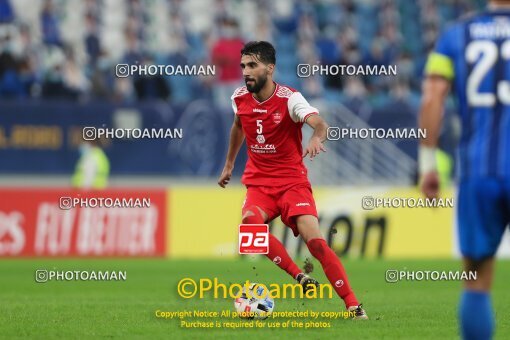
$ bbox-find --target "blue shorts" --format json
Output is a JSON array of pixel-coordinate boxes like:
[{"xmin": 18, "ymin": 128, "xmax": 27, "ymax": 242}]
[{"xmin": 457, "ymin": 179, "xmax": 510, "ymax": 260}]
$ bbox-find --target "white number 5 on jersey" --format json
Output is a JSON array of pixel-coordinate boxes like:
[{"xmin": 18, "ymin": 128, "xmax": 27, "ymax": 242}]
[{"xmin": 256, "ymin": 119, "xmax": 263, "ymax": 134}]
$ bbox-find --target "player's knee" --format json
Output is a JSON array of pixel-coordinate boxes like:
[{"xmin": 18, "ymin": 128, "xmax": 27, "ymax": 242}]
[
  {"xmin": 464, "ymin": 257, "xmax": 490, "ymax": 271},
  {"xmin": 295, "ymin": 215, "xmax": 322, "ymax": 243},
  {"xmin": 463, "ymin": 256, "xmax": 493, "ymax": 291},
  {"xmin": 301, "ymin": 231, "xmax": 323, "ymax": 244},
  {"xmin": 242, "ymin": 206, "xmax": 265, "ymax": 224}
]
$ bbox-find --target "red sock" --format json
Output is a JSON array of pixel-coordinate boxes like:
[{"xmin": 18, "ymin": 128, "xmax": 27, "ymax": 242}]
[
  {"xmin": 242, "ymin": 208, "xmax": 302, "ymax": 280},
  {"xmin": 266, "ymin": 234, "xmax": 302, "ymax": 279},
  {"xmin": 307, "ymin": 238, "xmax": 359, "ymax": 309}
]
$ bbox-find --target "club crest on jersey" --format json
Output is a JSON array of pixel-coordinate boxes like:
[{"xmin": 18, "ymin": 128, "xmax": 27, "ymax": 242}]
[
  {"xmin": 256, "ymin": 135, "xmax": 265, "ymax": 144},
  {"xmin": 272, "ymin": 112, "xmax": 282, "ymax": 124}
]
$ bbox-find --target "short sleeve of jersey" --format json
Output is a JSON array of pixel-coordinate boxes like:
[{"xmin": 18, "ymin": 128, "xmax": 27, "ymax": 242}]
[
  {"xmin": 287, "ymin": 92, "xmax": 319, "ymax": 123},
  {"xmin": 231, "ymin": 98, "xmax": 238, "ymax": 114},
  {"xmin": 425, "ymin": 26, "xmax": 457, "ymax": 79},
  {"xmin": 230, "ymin": 92, "xmax": 238, "ymax": 114}
]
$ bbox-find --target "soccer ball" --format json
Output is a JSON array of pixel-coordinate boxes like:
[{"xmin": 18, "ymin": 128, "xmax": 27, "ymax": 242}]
[{"xmin": 234, "ymin": 282, "xmax": 274, "ymax": 319}]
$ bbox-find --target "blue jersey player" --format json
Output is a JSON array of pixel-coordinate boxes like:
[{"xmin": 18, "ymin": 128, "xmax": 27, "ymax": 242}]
[{"xmin": 419, "ymin": 1, "xmax": 510, "ymax": 339}]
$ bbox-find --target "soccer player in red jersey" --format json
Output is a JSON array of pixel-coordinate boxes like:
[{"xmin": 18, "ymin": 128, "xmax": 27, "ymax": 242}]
[{"xmin": 218, "ymin": 41, "xmax": 367, "ymax": 319}]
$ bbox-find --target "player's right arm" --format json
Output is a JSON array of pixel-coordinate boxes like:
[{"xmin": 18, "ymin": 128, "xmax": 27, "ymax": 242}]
[
  {"xmin": 418, "ymin": 25, "xmax": 456, "ymax": 199},
  {"xmin": 419, "ymin": 76, "xmax": 450, "ymax": 199},
  {"xmin": 218, "ymin": 114, "xmax": 244, "ymax": 188}
]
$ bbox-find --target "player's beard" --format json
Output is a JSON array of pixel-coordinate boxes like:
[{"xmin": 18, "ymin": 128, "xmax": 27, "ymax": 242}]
[{"xmin": 245, "ymin": 74, "xmax": 267, "ymax": 93}]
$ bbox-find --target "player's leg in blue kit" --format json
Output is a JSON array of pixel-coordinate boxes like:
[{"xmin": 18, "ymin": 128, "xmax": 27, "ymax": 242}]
[{"xmin": 457, "ymin": 179, "xmax": 508, "ymax": 340}]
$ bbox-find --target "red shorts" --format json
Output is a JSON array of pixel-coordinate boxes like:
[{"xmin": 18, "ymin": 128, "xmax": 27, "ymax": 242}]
[{"xmin": 242, "ymin": 182, "xmax": 318, "ymax": 237}]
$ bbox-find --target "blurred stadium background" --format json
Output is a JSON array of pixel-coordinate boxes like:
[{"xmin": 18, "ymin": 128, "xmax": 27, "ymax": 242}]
[{"xmin": 0, "ymin": 0, "xmax": 488, "ymax": 184}]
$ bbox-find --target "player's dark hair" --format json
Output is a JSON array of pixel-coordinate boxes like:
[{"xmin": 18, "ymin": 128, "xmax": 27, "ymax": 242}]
[{"xmin": 241, "ymin": 41, "xmax": 276, "ymax": 65}]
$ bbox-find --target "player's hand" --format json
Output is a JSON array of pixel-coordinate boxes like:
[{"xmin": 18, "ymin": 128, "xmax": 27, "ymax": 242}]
[
  {"xmin": 218, "ymin": 166, "xmax": 233, "ymax": 188},
  {"xmin": 420, "ymin": 171, "xmax": 440, "ymax": 199},
  {"xmin": 303, "ymin": 137, "xmax": 326, "ymax": 161}
]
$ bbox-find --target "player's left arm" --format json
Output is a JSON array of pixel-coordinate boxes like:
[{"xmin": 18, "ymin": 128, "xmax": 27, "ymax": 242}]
[
  {"xmin": 303, "ymin": 115, "xmax": 328, "ymax": 160},
  {"xmin": 288, "ymin": 91, "xmax": 328, "ymax": 160}
]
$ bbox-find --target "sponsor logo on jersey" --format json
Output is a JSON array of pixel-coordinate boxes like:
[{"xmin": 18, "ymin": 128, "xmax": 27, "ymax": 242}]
[
  {"xmin": 272, "ymin": 112, "xmax": 282, "ymax": 124},
  {"xmin": 249, "ymin": 144, "xmax": 276, "ymax": 154},
  {"xmin": 253, "ymin": 108, "xmax": 267, "ymax": 113},
  {"xmin": 256, "ymin": 135, "xmax": 265, "ymax": 144},
  {"xmin": 296, "ymin": 202, "xmax": 310, "ymax": 206}
]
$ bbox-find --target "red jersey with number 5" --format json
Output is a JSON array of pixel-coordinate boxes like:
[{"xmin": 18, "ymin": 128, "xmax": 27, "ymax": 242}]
[{"xmin": 231, "ymin": 82, "xmax": 319, "ymax": 186}]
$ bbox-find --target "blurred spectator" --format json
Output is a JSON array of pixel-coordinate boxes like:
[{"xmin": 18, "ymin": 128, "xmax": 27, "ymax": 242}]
[
  {"xmin": 123, "ymin": 30, "xmax": 143, "ymax": 65},
  {"xmin": 316, "ymin": 26, "xmax": 340, "ymax": 66},
  {"xmin": 114, "ymin": 77, "xmax": 134, "ymax": 103},
  {"xmin": 72, "ymin": 139, "xmax": 110, "ymax": 190},
  {"xmin": 380, "ymin": 24, "xmax": 401, "ymax": 62},
  {"xmin": 133, "ymin": 54, "xmax": 171, "ymax": 101},
  {"xmin": 84, "ymin": 14, "xmax": 100, "ymax": 66},
  {"xmin": 16, "ymin": 57, "xmax": 36, "ymax": 97},
  {"xmin": 363, "ymin": 40, "xmax": 391, "ymax": 70},
  {"xmin": 41, "ymin": 46, "xmax": 88, "ymax": 100},
  {"xmin": 0, "ymin": 46, "xmax": 22, "ymax": 97},
  {"xmin": 41, "ymin": 0, "xmax": 62, "ymax": 46},
  {"xmin": 84, "ymin": 0, "xmax": 100, "ymax": 20},
  {"xmin": 89, "ymin": 51, "xmax": 115, "ymax": 99},
  {"xmin": 17, "ymin": 24, "xmax": 38, "ymax": 62},
  {"xmin": 0, "ymin": 0, "xmax": 486, "ymax": 108},
  {"xmin": 61, "ymin": 46, "xmax": 89, "ymax": 97},
  {"xmin": 210, "ymin": 17, "xmax": 244, "ymax": 109},
  {"xmin": 0, "ymin": 0, "xmax": 13, "ymax": 23},
  {"xmin": 297, "ymin": 13, "xmax": 318, "ymax": 41}
]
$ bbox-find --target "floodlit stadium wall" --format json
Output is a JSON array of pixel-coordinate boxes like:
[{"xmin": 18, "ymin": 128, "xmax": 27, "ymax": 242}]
[{"xmin": 6, "ymin": 186, "xmax": 509, "ymax": 259}]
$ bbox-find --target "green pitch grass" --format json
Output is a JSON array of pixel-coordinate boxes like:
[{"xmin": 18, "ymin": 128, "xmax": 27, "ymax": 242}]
[{"xmin": 1, "ymin": 258, "xmax": 510, "ymax": 339}]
